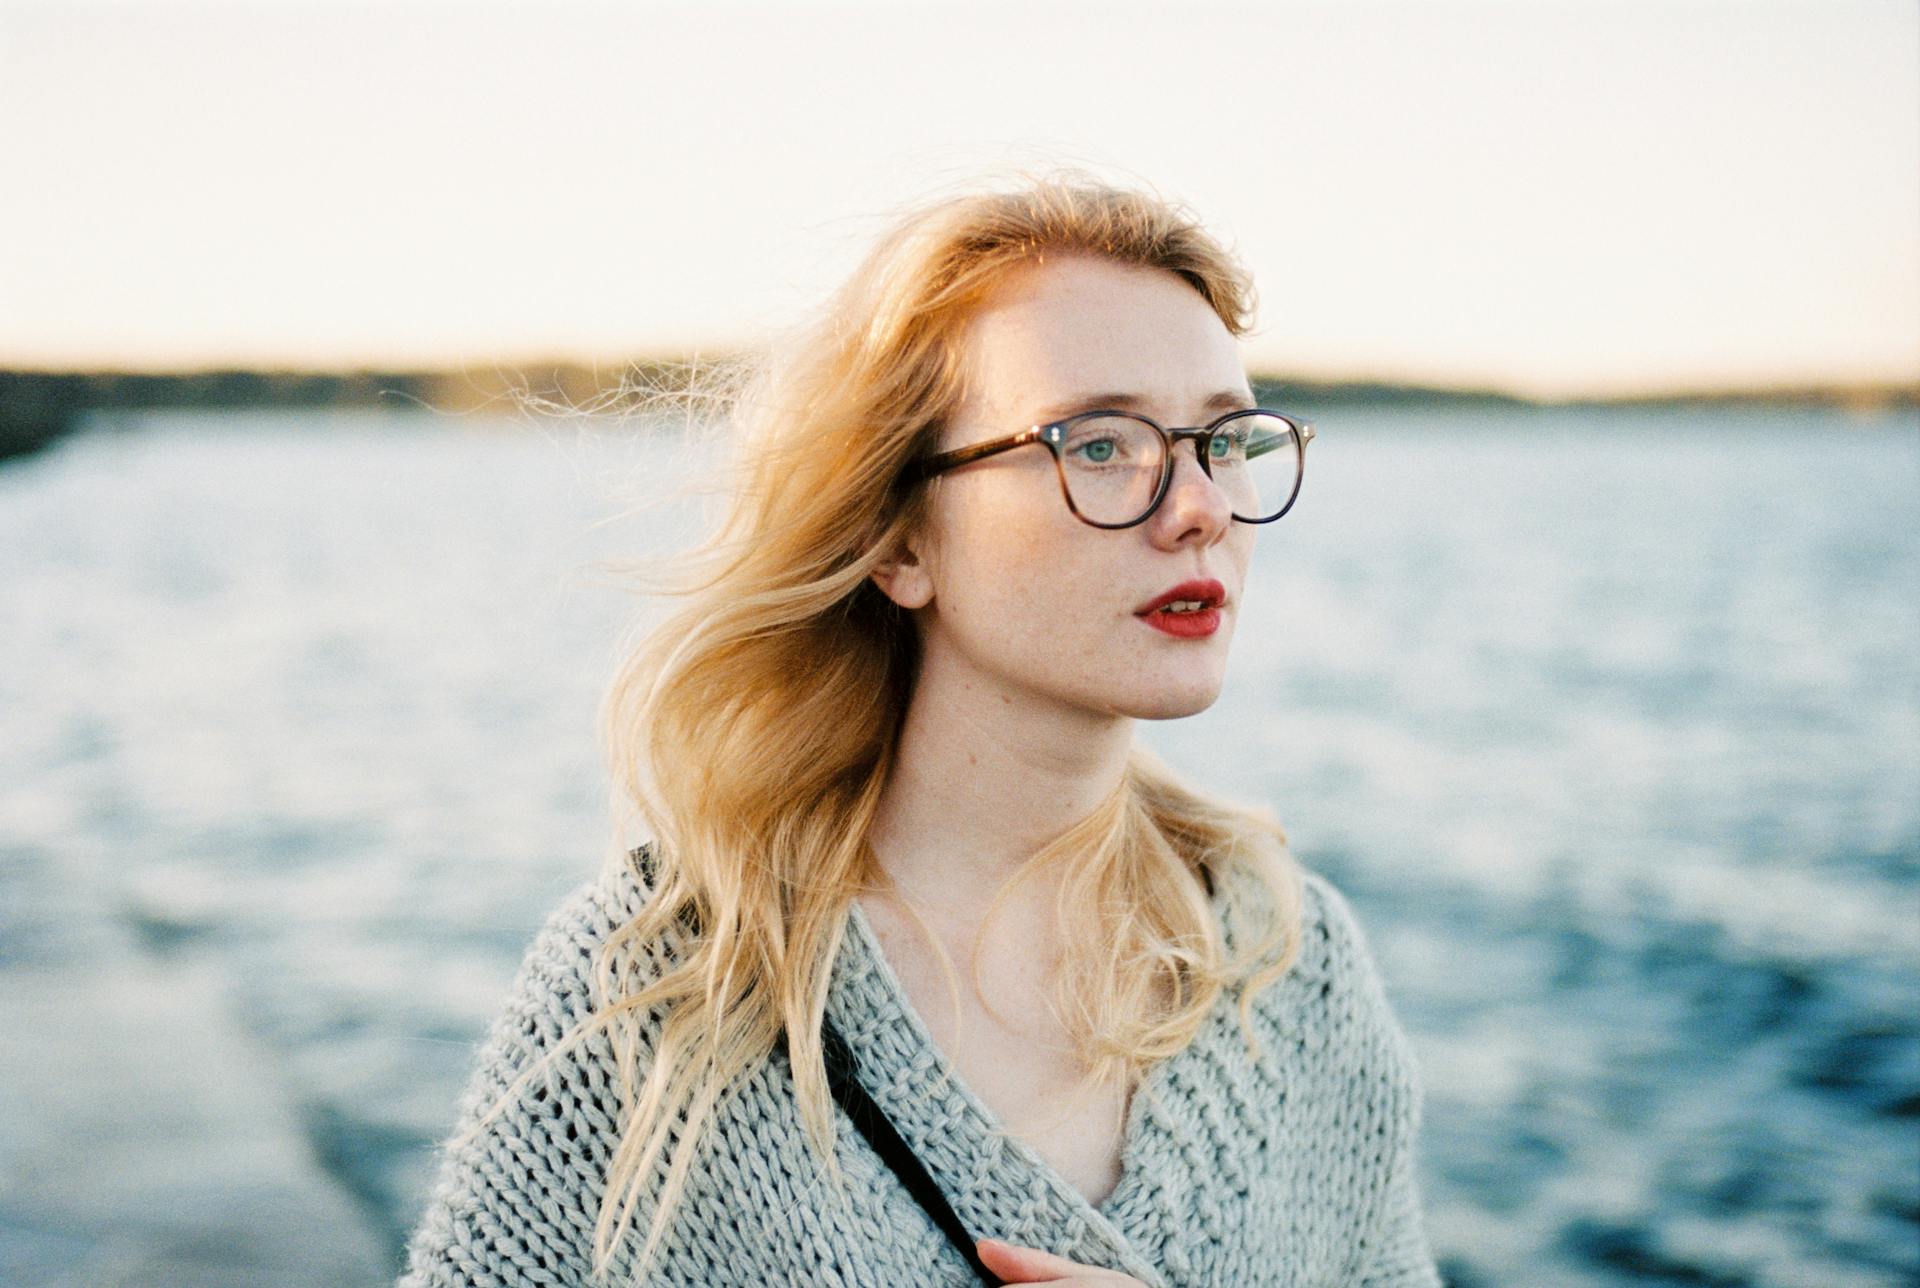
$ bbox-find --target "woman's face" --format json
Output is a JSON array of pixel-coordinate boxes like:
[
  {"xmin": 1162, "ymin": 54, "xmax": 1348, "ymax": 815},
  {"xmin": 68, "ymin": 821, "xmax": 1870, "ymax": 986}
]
[{"xmin": 881, "ymin": 252, "xmax": 1260, "ymax": 723}]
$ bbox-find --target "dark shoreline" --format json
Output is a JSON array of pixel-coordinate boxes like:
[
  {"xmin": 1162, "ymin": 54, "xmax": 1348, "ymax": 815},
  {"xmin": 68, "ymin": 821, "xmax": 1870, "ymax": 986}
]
[{"xmin": 3, "ymin": 364, "xmax": 1915, "ymax": 464}]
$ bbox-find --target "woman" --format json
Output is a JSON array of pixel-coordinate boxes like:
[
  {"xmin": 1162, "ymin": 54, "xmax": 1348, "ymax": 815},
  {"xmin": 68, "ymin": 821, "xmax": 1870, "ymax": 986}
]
[{"xmin": 399, "ymin": 174, "xmax": 1441, "ymax": 1286}]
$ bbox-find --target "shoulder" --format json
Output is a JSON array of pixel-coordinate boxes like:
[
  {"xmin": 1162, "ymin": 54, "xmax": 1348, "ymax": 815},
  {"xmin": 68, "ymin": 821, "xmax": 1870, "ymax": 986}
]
[
  {"xmin": 1214, "ymin": 849, "xmax": 1384, "ymax": 988},
  {"xmin": 1287, "ymin": 870, "xmax": 1440, "ymax": 1284},
  {"xmin": 1225, "ymin": 853, "xmax": 1391, "ymax": 989},
  {"xmin": 435, "ymin": 846, "xmax": 668, "ymax": 1118},
  {"xmin": 1138, "ymin": 862, "xmax": 1436, "ymax": 1281},
  {"xmin": 1294, "ymin": 866, "xmax": 1387, "ymax": 991},
  {"xmin": 526, "ymin": 851, "xmax": 660, "ymax": 977},
  {"xmin": 475, "ymin": 852, "xmax": 662, "ymax": 1052},
  {"xmin": 1296, "ymin": 865, "xmax": 1410, "ymax": 1033},
  {"xmin": 397, "ymin": 851, "xmax": 670, "ymax": 1287},
  {"xmin": 1236, "ymin": 862, "xmax": 1423, "ymax": 1113}
]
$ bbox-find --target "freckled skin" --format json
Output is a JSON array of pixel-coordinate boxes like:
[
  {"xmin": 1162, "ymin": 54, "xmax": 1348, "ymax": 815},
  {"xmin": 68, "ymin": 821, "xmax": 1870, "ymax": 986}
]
[{"xmin": 880, "ymin": 254, "xmax": 1257, "ymax": 724}]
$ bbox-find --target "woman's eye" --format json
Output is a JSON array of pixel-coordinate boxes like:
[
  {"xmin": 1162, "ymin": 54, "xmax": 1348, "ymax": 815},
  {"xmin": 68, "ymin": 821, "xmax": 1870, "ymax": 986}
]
[{"xmin": 1072, "ymin": 437, "xmax": 1120, "ymax": 463}]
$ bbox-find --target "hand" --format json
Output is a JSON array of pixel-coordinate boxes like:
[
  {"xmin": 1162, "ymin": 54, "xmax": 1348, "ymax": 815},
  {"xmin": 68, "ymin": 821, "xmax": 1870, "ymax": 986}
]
[{"xmin": 975, "ymin": 1238, "xmax": 1150, "ymax": 1286}]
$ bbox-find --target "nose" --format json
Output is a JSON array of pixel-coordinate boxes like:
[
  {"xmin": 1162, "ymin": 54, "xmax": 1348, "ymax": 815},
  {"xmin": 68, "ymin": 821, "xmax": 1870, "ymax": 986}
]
[{"xmin": 1145, "ymin": 441, "xmax": 1233, "ymax": 548}]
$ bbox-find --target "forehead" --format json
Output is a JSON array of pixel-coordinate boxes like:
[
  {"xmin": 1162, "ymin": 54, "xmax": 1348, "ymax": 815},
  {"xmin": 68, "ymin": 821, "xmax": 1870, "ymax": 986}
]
[{"xmin": 952, "ymin": 254, "xmax": 1249, "ymax": 424}]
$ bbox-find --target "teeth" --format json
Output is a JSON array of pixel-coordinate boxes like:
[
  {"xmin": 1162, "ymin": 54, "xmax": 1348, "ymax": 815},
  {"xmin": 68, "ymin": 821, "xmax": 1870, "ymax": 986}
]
[{"xmin": 1164, "ymin": 600, "xmax": 1204, "ymax": 613}]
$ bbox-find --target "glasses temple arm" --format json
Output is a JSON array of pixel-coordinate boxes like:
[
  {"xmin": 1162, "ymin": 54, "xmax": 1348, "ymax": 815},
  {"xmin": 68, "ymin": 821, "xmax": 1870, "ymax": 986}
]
[{"xmin": 907, "ymin": 427, "xmax": 1046, "ymax": 480}]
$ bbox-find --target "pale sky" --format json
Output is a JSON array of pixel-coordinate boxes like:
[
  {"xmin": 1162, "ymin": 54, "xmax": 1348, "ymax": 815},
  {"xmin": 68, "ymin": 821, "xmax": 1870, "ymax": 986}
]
[{"xmin": 2, "ymin": 0, "xmax": 1916, "ymax": 398}]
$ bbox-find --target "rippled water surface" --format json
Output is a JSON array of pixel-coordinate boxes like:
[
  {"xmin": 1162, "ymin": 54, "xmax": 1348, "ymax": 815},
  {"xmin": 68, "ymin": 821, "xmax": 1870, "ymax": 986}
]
[{"xmin": 2, "ymin": 404, "xmax": 1915, "ymax": 1286}]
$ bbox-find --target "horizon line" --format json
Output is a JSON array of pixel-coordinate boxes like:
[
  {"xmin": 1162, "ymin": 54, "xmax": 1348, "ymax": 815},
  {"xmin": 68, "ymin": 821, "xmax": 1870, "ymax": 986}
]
[{"xmin": 4, "ymin": 359, "xmax": 1917, "ymax": 411}]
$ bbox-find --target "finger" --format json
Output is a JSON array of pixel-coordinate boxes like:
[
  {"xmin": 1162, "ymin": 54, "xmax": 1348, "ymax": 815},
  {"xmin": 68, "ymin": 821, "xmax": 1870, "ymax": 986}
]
[{"xmin": 975, "ymin": 1238, "xmax": 1132, "ymax": 1284}]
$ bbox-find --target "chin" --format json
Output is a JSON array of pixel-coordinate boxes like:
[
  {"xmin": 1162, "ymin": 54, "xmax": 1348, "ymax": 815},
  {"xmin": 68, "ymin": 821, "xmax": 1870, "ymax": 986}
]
[{"xmin": 1126, "ymin": 679, "xmax": 1227, "ymax": 722}]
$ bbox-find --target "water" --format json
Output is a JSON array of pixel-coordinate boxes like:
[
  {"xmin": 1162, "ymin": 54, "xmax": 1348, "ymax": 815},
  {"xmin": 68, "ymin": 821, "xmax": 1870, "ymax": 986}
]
[{"xmin": 1, "ymin": 403, "xmax": 1915, "ymax": 1286}]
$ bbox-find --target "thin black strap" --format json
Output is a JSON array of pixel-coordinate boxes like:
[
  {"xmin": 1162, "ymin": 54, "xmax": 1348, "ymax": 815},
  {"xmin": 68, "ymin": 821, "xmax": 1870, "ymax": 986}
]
[
  {"xmin": 629, "ymin": 847, "xmax": 1001, "ymax": 1285},
  {"xmin": 787, "ymin": 1021, "xmax": 1003, "ymax": 1286}
]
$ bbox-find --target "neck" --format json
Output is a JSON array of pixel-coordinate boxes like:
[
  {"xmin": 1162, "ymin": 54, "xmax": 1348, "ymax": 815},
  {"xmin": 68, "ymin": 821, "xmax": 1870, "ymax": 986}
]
[{"xmin": 867, "ymin": 648, "xmax": 1134, "ymax": 914}]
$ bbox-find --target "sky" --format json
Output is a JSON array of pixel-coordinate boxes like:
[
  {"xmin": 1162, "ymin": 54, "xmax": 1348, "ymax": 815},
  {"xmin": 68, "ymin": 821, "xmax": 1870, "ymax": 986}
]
[{"xmin": 2, "ymin": 0, "xmax": 1916, "ymax": 399}]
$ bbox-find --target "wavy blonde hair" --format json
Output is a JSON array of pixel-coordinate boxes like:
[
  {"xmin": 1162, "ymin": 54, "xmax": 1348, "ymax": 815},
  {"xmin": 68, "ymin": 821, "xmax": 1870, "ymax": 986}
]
[{"xmin": 473, "ymin": 171, "xmax": 1306, "ymax": 1281}]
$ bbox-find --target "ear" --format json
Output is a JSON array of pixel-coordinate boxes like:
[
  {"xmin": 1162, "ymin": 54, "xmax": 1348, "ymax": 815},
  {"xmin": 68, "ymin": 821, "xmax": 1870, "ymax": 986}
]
[{"xmin": 869, "ymin": 536, "xmax": 934, "ymax": 611}]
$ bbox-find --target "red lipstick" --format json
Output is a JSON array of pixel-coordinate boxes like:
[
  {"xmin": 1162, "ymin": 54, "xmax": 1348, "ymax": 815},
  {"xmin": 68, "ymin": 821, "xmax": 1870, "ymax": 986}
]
[{"xmin": 1135, "ymin": 578, "xmax": 1226, "ymax": 639}]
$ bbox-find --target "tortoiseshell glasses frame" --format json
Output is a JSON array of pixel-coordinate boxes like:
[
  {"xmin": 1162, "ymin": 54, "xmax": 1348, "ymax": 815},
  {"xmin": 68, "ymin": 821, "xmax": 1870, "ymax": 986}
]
[{"xmin": 901, "ymin": 407, "xmax": 1317, "ymax": 529}]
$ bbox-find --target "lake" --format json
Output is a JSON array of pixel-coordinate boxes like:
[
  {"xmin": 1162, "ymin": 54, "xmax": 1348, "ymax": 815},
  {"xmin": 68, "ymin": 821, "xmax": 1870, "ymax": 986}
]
[{"xmin": 1, "ymin": 402, "xmax": 1914, "ymax": 1286}]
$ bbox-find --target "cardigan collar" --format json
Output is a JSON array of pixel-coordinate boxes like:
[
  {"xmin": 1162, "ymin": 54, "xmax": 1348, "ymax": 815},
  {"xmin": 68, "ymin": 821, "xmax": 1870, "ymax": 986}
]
[{"xmin": 821, "ymin": 863, "xmax": 1262, "ymax": 1287}]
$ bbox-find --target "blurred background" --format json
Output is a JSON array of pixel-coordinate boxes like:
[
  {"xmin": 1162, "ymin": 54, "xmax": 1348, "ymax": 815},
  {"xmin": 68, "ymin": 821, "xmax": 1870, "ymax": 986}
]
[{"xmin": 2, "ymin": 1, "xmax": 1916, "ymax": 1285}]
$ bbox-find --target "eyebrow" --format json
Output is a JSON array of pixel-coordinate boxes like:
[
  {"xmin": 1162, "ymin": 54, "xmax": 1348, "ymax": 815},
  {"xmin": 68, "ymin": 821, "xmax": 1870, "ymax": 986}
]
[{"xmin": 1029, "ymin": 389, "xmax": 1257, "ymax": 424}]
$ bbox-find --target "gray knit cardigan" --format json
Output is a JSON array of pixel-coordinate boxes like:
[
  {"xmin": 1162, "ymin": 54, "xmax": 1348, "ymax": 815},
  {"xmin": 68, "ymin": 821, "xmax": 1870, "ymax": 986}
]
[{"xmin": 398, "ymin": 856, "xmax": 1442, "ymax": 1286}]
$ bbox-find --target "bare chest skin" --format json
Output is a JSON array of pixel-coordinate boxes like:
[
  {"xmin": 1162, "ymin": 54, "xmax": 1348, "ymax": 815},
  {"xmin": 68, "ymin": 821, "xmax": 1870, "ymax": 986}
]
[{"xmin": 857, "ymin": 894, "xmax": 1133, "ymax": 1208}]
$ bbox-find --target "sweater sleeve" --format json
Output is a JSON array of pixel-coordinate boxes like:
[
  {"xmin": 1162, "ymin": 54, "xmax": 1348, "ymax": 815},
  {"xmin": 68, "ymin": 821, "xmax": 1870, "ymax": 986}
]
[
  {"xmin": 397, "ymin": 874, "xmax": 644, "ymax": 1288},
  {"xmin": 1358, "ymin": 1132, "xmax": 1443, "ymax": 1288},
  {"xmin": 1305, "ymin": 873, "xmax": 1444, "ymax": 1288}
]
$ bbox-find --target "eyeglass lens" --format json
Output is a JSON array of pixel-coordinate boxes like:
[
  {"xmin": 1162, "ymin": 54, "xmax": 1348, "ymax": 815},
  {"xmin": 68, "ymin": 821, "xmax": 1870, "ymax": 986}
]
[{"xmin": 1056, "ymin": 412, "xmax": 1302, "ymax": 525}]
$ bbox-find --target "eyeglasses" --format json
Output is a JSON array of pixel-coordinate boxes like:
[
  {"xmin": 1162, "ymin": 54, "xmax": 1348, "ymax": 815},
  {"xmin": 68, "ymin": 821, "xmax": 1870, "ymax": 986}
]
[{"xmin": 903, "ymin": 407, "xmax": 1317, "ymax": 529}]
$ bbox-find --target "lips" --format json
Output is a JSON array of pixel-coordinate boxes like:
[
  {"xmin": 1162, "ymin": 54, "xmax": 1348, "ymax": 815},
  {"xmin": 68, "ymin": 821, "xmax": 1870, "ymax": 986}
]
[
  {"xmin": 1135, "ymin": 578, "xmax": 1228, "ymax": 640},
  {"xmin": 1135, "ymin": 578, "xmax": 1227, "ymax": 617}
]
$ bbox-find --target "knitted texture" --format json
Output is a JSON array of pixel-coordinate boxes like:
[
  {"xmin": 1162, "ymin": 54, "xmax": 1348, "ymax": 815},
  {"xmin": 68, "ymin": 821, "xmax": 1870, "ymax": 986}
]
[{"xmin": 398, "ymin": 858, "xmax": 1441, "ymax": 1287}]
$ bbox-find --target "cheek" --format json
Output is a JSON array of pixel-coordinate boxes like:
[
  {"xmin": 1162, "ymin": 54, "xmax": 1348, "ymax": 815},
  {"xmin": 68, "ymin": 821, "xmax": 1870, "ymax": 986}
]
[
  {"xmin": 926, "ymin": 480, "xmax": 1092, "ymax": 626},
  {"xmin": 937, "ymin": 521, "xmax": 1055, "ymax": 622},
  {"xmin": 933, "ymin": 459, "xmax": 1045, "ymax": 539}
]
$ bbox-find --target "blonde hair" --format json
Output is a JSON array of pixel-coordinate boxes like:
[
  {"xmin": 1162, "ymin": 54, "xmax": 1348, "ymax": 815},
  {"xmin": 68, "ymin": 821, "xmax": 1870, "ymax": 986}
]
[{"xmin": 472, "ymin": 171, "xmax": 1305, "ymax": 1280}]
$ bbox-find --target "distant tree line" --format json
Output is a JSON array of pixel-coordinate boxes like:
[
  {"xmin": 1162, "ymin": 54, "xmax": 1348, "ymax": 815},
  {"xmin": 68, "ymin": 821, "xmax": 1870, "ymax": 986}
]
[
  {"xmin": 0, "ymin": 369, "xmax": 453, "ymax": 461},
  {"xmin": 0, "ymin": 365, "xmax": 685, "ymax": 462},
  {"xmin": 1251, "ymin": 377, "xmax": 1534, "ymax": 410},
  {"xmin": 2, "ymin": 365, "xmax": 1912, "ymax": 463}
]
